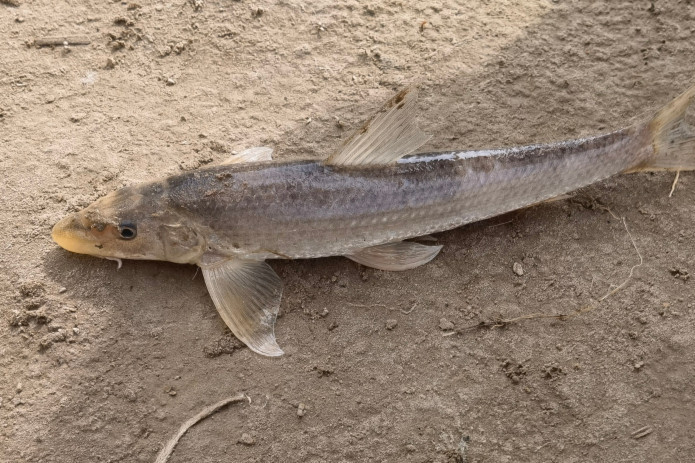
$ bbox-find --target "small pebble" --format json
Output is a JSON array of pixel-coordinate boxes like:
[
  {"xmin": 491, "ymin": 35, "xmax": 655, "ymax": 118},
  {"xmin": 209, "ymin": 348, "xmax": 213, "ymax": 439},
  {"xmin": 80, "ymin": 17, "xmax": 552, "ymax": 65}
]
[
  {"xmin": 238, "ymin": 433, "xmax": 255, "ymax": 446},
  {"xmin": 385, "ymin": 319, "xmax": 398, "ymax": 330},
  {"xmin": 166, "ymin": 77, "xmax": 176, "ymax": 86},
  {"xmin": 58, "ymin": 287, "xmax": 67, "ymax": 294},
  {"xmin": 438, "ymin": 318, "xmax": 455, "ymax": 331},
  {"xmin": 320, "ymin": 308, "xmax": 329, "ymax": 318},
  {"xmin": 16, "ymin": 383, "xmax": 22, "ymax": 393},
  {"xmin": 105, "ymin": 57, "xmax": 116, "ymax": 70},
  {"xmin": 297, "ymin": 403, "xmax": 306, "ymax": 417},
  {"xmin": 513, "ymin": 262, "xmax": 524, "ymax": 276}
]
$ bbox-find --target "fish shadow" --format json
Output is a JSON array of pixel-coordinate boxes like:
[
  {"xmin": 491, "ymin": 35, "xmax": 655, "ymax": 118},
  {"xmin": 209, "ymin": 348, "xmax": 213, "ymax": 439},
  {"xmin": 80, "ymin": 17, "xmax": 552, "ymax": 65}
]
[{"xmin": 42, "ymin": 247, "xmax": 213, "ymax": 329}]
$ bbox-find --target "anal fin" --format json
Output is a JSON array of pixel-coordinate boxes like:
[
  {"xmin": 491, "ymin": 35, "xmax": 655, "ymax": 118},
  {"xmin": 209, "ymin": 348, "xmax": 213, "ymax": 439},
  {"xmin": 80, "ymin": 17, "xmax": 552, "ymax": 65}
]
[
  {"xmin": 346, "ymin": 241, "xmax": 443, "ymax": 271},
  {"xmin": 200, "ymin": 258, "xmax": 284, "ymax": 357}
]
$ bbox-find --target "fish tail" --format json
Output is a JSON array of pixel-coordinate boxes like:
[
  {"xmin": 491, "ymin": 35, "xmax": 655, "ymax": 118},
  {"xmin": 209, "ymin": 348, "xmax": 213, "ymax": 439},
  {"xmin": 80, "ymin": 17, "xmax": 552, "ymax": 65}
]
[{"xmin": 638, "ymin": 83, "xmax": 695, "ymax": 171}]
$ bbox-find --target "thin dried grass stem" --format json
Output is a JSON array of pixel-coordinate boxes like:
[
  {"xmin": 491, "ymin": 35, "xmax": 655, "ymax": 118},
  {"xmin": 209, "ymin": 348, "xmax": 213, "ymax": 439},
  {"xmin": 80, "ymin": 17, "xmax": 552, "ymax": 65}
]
[{"xmin": 669, "ymin": 170, "xmax": 681, "ymax": 197}]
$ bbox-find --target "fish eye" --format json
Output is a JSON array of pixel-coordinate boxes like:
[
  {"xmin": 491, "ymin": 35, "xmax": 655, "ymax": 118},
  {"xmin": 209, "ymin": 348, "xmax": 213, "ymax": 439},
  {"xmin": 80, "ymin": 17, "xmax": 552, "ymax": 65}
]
[{"xmin": 118, "ymin": 224, "xmax": 137, "ymax": 240}]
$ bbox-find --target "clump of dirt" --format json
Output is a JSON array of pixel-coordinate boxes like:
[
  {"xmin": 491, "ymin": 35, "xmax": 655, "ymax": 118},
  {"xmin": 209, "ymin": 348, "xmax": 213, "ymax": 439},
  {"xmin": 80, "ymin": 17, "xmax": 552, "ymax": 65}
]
[{"xmin": 203, "ymin": 334, "xmax": 244, "ymax": 358}]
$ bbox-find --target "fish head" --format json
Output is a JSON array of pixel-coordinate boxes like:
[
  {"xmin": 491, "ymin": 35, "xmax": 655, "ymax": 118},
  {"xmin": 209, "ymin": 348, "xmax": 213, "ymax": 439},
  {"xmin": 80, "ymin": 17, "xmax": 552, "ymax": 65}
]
[{"xmin": 52, "ymin": 185, "xmax": 205, "ymax": 264}]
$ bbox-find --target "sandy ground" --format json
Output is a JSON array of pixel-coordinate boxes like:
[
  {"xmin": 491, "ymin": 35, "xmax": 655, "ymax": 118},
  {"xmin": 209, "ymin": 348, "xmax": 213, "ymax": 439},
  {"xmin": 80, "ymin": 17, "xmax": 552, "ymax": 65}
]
[{"xmin": 1, "ymin": 0, "xmax": 695, "ymax": 462}]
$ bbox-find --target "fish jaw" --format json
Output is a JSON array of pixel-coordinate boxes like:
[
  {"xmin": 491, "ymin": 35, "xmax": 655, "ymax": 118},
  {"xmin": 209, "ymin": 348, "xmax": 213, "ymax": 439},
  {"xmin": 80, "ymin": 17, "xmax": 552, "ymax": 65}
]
[{"xmin": 51, "ymin": 212, "xmax": 100, "ymax": 256}]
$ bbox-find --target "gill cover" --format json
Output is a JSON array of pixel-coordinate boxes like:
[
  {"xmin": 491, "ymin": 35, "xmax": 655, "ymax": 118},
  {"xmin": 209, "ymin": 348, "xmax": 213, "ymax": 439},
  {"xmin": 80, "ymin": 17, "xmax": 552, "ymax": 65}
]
[{"xmin": 159, "ymin": 223, "xmax": 205, "ymax": 264}]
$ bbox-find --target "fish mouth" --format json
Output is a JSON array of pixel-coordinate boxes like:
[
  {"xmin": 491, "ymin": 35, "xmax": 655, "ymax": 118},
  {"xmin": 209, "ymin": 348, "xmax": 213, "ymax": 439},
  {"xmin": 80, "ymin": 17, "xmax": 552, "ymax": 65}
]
[{"xmin": 51, "ymin": 213, "xmax": 95, "ymax": 255}]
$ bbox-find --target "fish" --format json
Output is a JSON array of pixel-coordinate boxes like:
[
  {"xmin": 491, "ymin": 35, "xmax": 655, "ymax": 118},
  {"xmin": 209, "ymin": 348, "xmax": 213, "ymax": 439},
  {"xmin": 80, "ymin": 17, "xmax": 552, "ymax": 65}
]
[{"xmin": 52, "ymin": 83, "xmax": 695, "ymax": 356}]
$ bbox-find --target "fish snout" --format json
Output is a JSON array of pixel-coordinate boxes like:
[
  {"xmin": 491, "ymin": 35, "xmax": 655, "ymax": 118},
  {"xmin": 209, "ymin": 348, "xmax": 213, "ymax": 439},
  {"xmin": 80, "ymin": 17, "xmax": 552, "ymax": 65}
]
[{"xmin": 51, "ymin": 213, "xmax": 92, "ymax": 254}]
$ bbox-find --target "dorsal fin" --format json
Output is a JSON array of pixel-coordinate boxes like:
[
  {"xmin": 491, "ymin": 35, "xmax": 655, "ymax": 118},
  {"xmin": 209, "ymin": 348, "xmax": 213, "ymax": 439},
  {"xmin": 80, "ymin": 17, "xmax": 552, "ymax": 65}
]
[
  {"xmin": 221, "ymin": 146, "xmax": 274, "ymax": 165},
  {"xmin": 324, "ymin": 86, "xmax": 430, "ymax": 167}
]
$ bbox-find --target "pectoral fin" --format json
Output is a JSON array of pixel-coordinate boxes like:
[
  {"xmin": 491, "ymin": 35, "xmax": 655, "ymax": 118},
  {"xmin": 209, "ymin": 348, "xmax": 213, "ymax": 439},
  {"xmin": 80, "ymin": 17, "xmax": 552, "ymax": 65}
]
[
  {"xmin": 200, "ymin": 258, "xmax": 284, "ymax": 357},
  {"xmin": 221, "ymin": 146, "xmax": 274, "ymax": 165},
  {"xmin": 346, "ymin": 241, "xmax": 443, "ymax": 271}
]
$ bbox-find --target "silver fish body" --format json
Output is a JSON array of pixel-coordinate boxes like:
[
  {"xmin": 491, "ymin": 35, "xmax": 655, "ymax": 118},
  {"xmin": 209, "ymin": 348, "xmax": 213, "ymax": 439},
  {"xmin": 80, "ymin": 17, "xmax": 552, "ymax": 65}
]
[
  {"xmin": 52, "ymin": 84, "xmax": 695, "ymax": 356},
  {"xmin": 155, "ymin": 127, "xmax": 649, "ymax": 261}
]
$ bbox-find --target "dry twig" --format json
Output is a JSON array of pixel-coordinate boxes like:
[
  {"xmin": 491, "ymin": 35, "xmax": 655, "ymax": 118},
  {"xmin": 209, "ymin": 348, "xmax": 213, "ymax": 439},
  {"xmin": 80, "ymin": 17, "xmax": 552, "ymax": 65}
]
[{"xmin": 154, "ymin": 394, "xmax": 248, "ymax": 463}]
